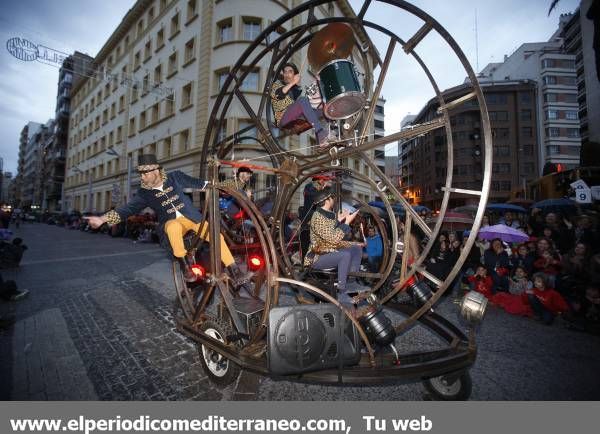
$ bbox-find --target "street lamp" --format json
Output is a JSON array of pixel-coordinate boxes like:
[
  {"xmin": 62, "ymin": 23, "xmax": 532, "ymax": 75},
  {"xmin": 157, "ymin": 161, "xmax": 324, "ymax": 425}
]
[{"xmin": 106, "ymin": 147, "xmax": 132, "ymax": 203}]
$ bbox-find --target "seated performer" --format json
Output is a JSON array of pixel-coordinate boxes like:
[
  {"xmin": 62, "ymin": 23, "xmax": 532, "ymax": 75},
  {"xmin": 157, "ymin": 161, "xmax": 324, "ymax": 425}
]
[
  {"xmin": 218, "ymin": 166, "xmax": 253, "ymax": 199},
  {"xmin": 270, "ymin": 62, "xmax": 334, "ymax": 147},
  {"xmin": 299, "ymin": 175, "xmax": 331, "ymax": 260},
  {"xmin": 85, "ymin": 154, "xmax": 252, "ymax": 284},
  {"xmin": 303, "ymin": 188, "xmax": 367, "ymax": 305}
]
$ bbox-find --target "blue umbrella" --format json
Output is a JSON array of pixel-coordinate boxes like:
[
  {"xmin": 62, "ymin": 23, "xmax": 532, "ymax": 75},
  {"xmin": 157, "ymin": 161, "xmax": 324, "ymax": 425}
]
[
  {"xmin": 412, "ymin": 205, "xmax": 431, "ymax": 213},
  {"xmin": 486, "ymin": 203, "xmax": 527, "ymax": 213},
  {"xmin": 532, "ymin": 198, "xmax": 577, "ymax": 212},
  {"xmin": 367, "ymin": 201, "xmax": 405, "ymax": 215}
]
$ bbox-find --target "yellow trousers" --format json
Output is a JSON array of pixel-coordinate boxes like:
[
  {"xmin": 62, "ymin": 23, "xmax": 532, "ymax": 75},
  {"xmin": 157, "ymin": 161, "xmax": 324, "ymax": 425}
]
[{"xmin": 164, "ymin": 216, "xmax": 235, "ymax": 266}]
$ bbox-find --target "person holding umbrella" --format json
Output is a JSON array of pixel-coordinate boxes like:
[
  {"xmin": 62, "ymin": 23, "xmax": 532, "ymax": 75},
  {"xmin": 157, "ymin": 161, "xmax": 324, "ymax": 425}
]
[{"xmin": 483, "ymin": 239, "xmax": 511, "ymax": 293}]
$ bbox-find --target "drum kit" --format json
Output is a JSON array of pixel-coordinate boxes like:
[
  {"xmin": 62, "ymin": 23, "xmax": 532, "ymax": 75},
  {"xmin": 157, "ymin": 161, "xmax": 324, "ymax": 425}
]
[{"xmin": 304, "ymin": 23, "xmax": 366, "ymax": 120}]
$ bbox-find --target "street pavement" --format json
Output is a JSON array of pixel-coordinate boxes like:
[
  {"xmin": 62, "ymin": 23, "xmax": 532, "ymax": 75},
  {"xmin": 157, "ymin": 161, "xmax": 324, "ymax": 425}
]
[{"xmin": 1, "ymin": 222, "xmax": 599, "ymax": 400}]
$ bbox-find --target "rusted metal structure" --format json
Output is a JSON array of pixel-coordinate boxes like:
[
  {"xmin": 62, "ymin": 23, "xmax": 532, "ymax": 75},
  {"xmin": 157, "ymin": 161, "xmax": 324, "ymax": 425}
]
[{"xmin": 174, "ymin": 0, "xmax": 493, "ymax": 399}]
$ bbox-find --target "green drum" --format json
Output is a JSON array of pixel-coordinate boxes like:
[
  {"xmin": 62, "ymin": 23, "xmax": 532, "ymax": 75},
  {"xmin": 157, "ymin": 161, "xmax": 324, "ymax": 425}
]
[{"xmin": 318, "ymin": 59, "xmax": 366, "ymax": 119}]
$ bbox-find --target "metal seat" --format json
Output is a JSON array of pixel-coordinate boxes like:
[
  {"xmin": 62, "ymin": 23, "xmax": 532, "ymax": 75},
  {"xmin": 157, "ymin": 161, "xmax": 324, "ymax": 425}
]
[
  {"xmin": 305, "ymin": 266, "xmax": 338, "ymax": 299},
  {"xmin": 279, "ymin": 118, "xmax": 312, "ymax": 136}
]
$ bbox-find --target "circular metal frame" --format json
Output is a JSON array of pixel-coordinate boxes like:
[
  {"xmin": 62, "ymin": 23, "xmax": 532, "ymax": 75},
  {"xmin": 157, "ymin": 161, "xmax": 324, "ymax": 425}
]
[{"xmin": 185, "ymin": 0, "xmax": 493, "ymax": 388}]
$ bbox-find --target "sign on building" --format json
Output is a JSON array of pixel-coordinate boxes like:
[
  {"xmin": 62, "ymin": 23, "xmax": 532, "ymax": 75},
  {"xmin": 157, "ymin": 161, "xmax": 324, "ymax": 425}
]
[{"xmin": 570, "ymin": 180, "xmax": 592, "ymax": 204}]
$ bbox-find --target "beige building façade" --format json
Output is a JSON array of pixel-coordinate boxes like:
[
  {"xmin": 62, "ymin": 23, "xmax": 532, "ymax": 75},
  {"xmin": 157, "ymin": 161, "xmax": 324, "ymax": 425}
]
[{"xmin": 64, "ymin": 0, "xmax": 385, "ymax": 214}]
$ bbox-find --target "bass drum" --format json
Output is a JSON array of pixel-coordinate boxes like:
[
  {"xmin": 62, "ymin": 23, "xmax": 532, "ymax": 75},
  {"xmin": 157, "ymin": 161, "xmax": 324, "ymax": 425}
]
[{"xmin": 318, "ymin": 59, "xmax": 366, "ymax": 119}]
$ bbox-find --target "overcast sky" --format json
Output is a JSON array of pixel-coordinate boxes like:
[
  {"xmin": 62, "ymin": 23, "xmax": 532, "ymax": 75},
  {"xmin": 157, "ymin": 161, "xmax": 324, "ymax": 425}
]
[{"xmin": 0, "ymin": 0, "xmax": 580, "ymax": 174}]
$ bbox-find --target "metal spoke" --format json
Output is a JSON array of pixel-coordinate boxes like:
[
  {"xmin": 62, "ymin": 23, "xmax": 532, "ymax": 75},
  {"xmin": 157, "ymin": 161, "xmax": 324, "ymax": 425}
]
[
  {"xmin": 358, "ymin": 38, "xmax": 396, "ymax": 147},
  {"xmin": 403, "ymin": 21, "xmax": 433, "ymax": 54},
  {"xmin": 437, "ymin": 91, "xmax": 477, "ymax": 114},
  {"xmin": 442, "ymin": 186, "xmax": 483, "ymax": 196}
]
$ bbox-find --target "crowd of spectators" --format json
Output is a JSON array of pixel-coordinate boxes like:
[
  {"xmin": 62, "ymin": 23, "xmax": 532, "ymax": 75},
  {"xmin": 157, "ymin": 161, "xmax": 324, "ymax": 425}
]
[{"xmin": 425, "ymin": 208, "xmax": 600, "ymax": 334}]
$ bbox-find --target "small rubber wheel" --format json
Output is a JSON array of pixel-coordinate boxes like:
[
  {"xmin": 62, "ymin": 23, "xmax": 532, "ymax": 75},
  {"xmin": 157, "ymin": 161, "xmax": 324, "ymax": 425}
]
[
  {"xmin": 198, "ymin": 317, "xmax": 241, "ymax": 386},
  {"xmin": 423, "ymin": 371, "xmax": 472, "ymax": 401}
]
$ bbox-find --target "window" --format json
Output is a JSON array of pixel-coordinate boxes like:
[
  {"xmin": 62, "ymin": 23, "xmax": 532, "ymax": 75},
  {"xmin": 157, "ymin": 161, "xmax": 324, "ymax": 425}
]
[
  {"xmin": 243, "ymin": 17, "xmax": 261, "ymax": 40},
  {"xmin": 493, "ymin": 163, "xmax": 511, "ymax": 174},
  {"xmin": 561, "ymin": 76, "xmax": 576, "ymax": 85},
  {"xmin": 501, "ymin": 181, "xmax": 511, "ymax": 191},
  {"xmin": 374, "ymin": 119, "xmax": 385, "ymax": 129},
  {"xmin": 142, "ymin": 73, "xmax": 150, "ymax": 95},
  {"xmin": 544, "ymin": 93, "xmax": 558, "ymax": 103},
  {"xmin": 489, "ymin": 111, "xmax": 508, "ymax": 121},
  {"xmin": 520, "ymin": 109, "xmax": 532, "ymax": 121},
  {"xmin": 546, "ymin": 109, "xmax": 558, "ymax": 120},
  {"xmin": 240, "ymin": 69, "xmax": 259, "ymax": 91},
  {"xmin": 128, "ymin": 117, "xmax": 136, "ymax": 135},
  {"xmin": 217, "ymin": 121, "xmax": 227, "ymax": 143},
  {"xmin": 543, "ymin": 75, "xmax": 557, "ymax": 85},
  {"xmin": 168, "ymin": 52, "xmax": 178, "ymax": 76},
  {"xmin": 547, "ymin": 127, "xmax": 560, "ymax": 137},
  {"xmin": 170, "ymin": 13, "xmax": 180, "ymax": 38},
  {"xmin": 186, "ymin": 0, "xmax": 197, "ymax": 22},
  {"xmin": 162, "ymin": 136, "xmax": 172, "ymax": 158},
  {"xmin": 218, "ymin": 19, "xmax": 233, "ymax": 43},
  {"xmin": 179, "ymin": 129, "xmax": 190, "ymax": 151},
  {"xmin": 156, "ymin": 28, "xmax": 165, "ymax": 50},
  {"xmin": 144, "ymin": 40, "xmax": 152, "ymax": 61},
  {"xmin": 140, "ymin": 111, "xmax": 146, "ymax": 129},
  {"xmin": 485, "ymin": 93, "xmax": 507, "ymax": 104},
  {"xmin": 117, "ymin": 126, "xmax": 122, "ymax": 142},
  {"xmin": 238, "ymin": 119, "xmax": 257, "ymax": 142},
  {"xmin": 184, "ymin": 37, "xmax": 196, "ymax": 64},
  {"xmin": 565, "ymin": 110, "xmax": 578, "ymax": 120},
  {"xmin": 131, "ymin": 82, "xmax": 138, "ymax": 102},
  {"xmin": 110, "ymin": 102, "xmax": 116, "ymax": 119},
  {"xmin": 547, "ymin": 145, "xmax": 560, "ymax": 155},
  {"xmin": 137, "ymin": 19, "xmax": 144, "ymax": 38},
  {"xmin": 493, "ymin": 128, "xmax": 509, "ymax": 138},
  {"xmin": 151, "ymin": 103, "xmax": 160, "ymax": 123},
  {"xmin": 493, "ymin": 146, "xmax": 510, "ymax": 157},
  {"xmin": 566, "ymin": 128, "xmax": 580, "ymax": 138},
  {"xmin": 181, "ymin": 82, "xmax": 193, "ymax": 108},
  {"xmin": 216, "ymin": 69, "xmax": 229, "ymax": 91},
  {"xmin": 522, "ymin": 144, "xmax": 533, "ymax": 155},
  {"xmin": 134, "ymin": 51, "xmax": 141, "ymax": 70},
  {"xmin": 520, "ymin": 92, "xmax": 532, "ymax": 104},
  {"xmin": 154, "ymin": 64, "xmax": 162, "ymax": 85},
  {"xmin": 148, "ymin": 6, "xmax": 154, "ymax": 22},
  {"xmin": 102, "ymin": 109, "xmax": 108, "ymax": 124},
  {"xmin": 165, "ymin": 93, "xmax": 175, "ymax": 115},
  {"xmin": 563, "ymin": 93, "xmax": 577, "ymax": 103},
  {"xmin": 522, "ymin": 162, "xmax": 535, "ymax": 174}
]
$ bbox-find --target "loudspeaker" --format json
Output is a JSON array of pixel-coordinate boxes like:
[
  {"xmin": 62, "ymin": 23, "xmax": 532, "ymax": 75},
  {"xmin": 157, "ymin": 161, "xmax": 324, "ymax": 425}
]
[{"xmin": 268, "ymin": 305, "xmax": 361, "ymax": 375}]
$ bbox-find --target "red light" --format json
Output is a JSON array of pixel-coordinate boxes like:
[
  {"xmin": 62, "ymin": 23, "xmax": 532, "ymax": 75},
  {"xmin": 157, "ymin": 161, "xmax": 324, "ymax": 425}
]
[
  {"xmin": 233, "ymin": 210, "xmax": 245, "ymax": 220},
  {"xmin": 248, "ymin": 255, "xmax": 264, "ymax": 271},
  {"xmin": 190, "ymin": 264, "xmax": 206, "ymax": 280}
]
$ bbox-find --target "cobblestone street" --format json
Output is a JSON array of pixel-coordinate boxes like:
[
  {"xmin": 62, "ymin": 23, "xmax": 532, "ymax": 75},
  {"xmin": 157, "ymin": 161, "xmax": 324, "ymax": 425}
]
[{"xmin": 1, "ymin": 223, "xmax": 599, "ymax": 401}]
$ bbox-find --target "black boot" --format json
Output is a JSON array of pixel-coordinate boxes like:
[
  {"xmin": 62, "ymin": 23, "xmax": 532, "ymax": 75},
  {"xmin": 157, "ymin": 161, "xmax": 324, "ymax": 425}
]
[
  {"xmin": 177, "ymin": 257, "xmax": 197, "ymax": 283},
  {"xmin": 226, "ymin": 263, "xmax": 254, "ymax": 287}
]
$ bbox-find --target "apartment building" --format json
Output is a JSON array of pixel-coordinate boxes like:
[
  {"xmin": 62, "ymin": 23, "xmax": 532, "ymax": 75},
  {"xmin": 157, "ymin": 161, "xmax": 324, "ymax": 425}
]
[
  {"xmin": 563, "ymin": 0, "xmax": 600, "ymax": 167},
  {"xmin": 400, "ymin": 81, "xmax": 539, "ymax": 209},
  {"xmin": 478, "ymin": 14, "xmax": 580, "ymax": 172},
  {"xmin": 15, "ymin": 121, "xmax": 43, "ymax": 208},
  {"xmin": 64, "ymin": 0, "xmax": 384, "ymax": 213}
]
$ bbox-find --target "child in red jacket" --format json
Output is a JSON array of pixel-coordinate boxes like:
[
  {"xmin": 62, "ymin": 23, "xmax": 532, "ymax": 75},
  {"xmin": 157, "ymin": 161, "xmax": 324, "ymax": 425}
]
[
  {"xmin": 467, "ymin": 265, "xmax": 494, "ymax": 298},
  {"xmin": 526, "ymin": 272, "xmax": 569, "ymax": 325}
]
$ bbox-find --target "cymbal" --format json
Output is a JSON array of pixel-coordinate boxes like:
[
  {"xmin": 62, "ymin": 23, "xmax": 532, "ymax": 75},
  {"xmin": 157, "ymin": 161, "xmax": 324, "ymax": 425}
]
[{"xmin": 307, "ymin": 23, "xmax": 354, "ymax": 71}]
